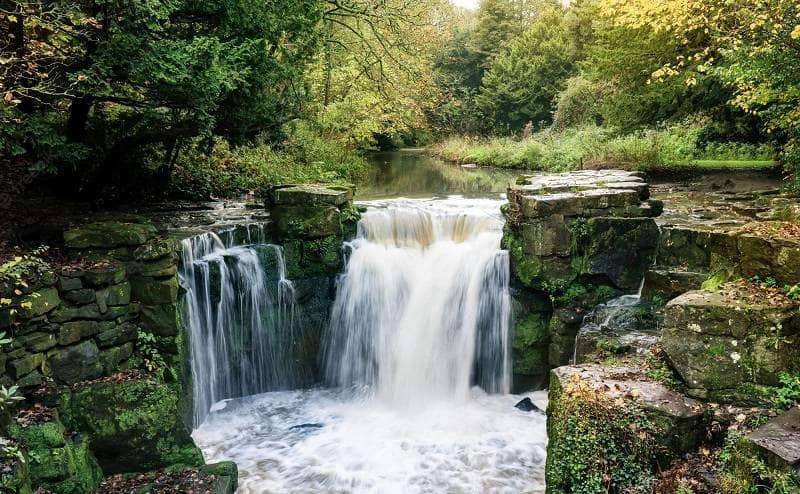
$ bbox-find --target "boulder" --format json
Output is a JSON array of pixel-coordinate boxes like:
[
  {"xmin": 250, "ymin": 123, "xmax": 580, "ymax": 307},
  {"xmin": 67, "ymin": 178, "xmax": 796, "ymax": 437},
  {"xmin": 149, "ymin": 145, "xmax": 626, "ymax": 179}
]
[
  {"xmin": 47, "ymin": 340, "xmax": 102, "ymax": 385},
  {"xmin": 268, "ymin": 184, "xmax": 353, "ymax": 207},
  {"xmin": 57, "ymin": 380, "xmax": 204, "ymax": 474},
  {"xmin": 139, "ymin": 304, "xmax": 179, "ymax": 336},
  {"xmin": 17, "ymin": 288, "xmax": 60, "ymax": 318},
  {"xmin": 749, "ymin": 406, "xmax": 800, "ymax": 473},
  {"xmin": 63, "ymin": 222, "xmax": 157, "ymax": 249},
  {"xmin": 641, "ymin": 269, "xmax": 706, "ymax": 302},
  {"xmin": 546, "ymin": 364, "xmax": 708, "ymax": 493},
  {"xmin": 7, "ymin": 414, "xmax": 103, "ymax": 494},
  {"xmin": 130, "ymin": 276, "xmax": 178, "ymax": 305},
  {"xmin": 662, "ymin": 288, "xmax": 800, "ymax": 401}
]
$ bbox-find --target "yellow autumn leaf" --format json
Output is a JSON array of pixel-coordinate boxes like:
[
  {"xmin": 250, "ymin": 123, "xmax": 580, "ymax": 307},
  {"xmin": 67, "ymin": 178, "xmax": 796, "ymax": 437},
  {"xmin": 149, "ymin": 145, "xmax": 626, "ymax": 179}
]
[{"xmin": 791, "ymin": 25, "xmax": 800, "ymax": 39}]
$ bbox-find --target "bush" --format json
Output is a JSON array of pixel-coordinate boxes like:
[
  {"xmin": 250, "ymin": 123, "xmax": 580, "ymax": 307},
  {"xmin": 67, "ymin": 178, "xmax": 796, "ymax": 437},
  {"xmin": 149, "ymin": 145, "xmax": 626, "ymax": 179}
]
[
  {"xmin": 169, "ymin": 123, "xmax": 368, "ymax": 199},
  {"xmin": 430, "ymin": 124, "xmax": 775, "ymax": 171}
]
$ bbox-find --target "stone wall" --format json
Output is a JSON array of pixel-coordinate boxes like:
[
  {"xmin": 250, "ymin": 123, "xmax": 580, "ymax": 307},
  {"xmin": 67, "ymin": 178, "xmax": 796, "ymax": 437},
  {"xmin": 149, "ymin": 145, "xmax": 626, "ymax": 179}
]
[
  {"xmin": 502, "ymin": 171, "xmax": 663, "ymax": 384},
  {"xmin": 1, "ymin": 222, "xmax": 181, "ymax": 389}
]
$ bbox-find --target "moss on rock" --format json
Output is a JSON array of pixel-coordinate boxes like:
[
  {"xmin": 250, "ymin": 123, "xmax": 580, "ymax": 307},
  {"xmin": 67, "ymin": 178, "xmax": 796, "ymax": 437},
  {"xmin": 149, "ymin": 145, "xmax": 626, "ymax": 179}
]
[{"xmin": 57, "ymin": 379, "xmax": 203, "ymax": 474}]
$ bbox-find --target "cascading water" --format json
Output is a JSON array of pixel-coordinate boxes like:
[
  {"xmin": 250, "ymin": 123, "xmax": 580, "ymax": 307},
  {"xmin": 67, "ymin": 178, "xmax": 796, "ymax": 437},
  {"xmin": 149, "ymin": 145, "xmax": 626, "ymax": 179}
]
[
  {"xmin": 324, "ymin": 199, "xmax": 511, "ymax": 407},
  {"xmin": 180, "ymin": 224, "xmax": 300, "ymax": 426},
  {"xmin": 192, "ymin": 199, "xmax": 547, "ymax": 493}
]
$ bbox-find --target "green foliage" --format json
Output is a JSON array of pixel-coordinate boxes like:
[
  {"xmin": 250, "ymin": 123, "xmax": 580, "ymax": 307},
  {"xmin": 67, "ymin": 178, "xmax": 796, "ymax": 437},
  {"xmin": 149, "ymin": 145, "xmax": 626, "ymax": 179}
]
[
  {"xmin": 0, "ymin": 386, "xmax": 24, "ymax": 414},
  {"xmin": 1, "ymin": 0, "xmax": 323, "ymax": 197},
  {"xmin": 136, "ymin": 330, "xmax": 169, "ymax": 379},
  {"xmin": 430, "ymin": 125, "xmax": 772, "ymax": 170},
  {"xmin": 547, "ymin": 374, "xmax": 660, "ymax": 493},
  {"xmin": 476, "ymin": 7, "xmax": 576, "ymax": 132},
  {"xmin": 772, "ymin": 371, "xmax": 800, "ymax": 411},
  {"xmin": 645, "ymin": 349, "xmax": 682, "ymax": 389},
  {"xmin": 719, "ymin": 430, "xmax": 800, "ymax": 494},
  {"xmin": 170, "ymin": 123, "xmax": 368, "ymax": 199}
]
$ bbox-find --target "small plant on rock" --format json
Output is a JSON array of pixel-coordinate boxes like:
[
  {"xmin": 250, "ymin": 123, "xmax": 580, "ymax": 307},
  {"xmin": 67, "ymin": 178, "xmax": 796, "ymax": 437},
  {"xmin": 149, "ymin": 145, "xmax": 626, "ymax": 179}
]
[{"xmin": 772, "ymin": 371, "xmax": 800, "ymax": 410}]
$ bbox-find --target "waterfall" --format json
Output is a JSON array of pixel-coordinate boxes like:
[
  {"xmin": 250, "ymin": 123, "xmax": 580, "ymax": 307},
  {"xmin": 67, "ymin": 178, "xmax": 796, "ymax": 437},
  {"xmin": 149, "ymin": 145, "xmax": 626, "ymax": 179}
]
[
  {"xmin": 324, "ymin": 199, "xmax": 511, "ymax": 408},
  {"xmin": 180, "ymin": 224, "xmax": 300, "ymax": 426}
]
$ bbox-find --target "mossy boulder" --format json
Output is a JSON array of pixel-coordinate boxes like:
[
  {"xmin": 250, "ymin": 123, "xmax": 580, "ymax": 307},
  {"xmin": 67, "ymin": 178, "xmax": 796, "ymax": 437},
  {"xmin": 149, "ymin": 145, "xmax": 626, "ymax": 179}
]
[
  {"xmin": 17, "ymin": 288, "xmax": 61, "ymax": 318},
  {"xmin": 268, "ymin": 184, "xmax": 353, "ymax": 207},
  {"xmin": 57, "ymin": 380, "xmax": 203, "ymax": 474},
  {"xmin": 271, "ymin": 205, "xmax": 343, "ymax": 239},
  {"xmin": 7, "ymin": 416, "xmax": 103, "ymax": 494},
  {"xmin": 662, "ymin": 289, "xmax": 800, "ymax": 401},
  {"xmin": 47, "ymin": 340, "xmax": 103, "ymax": 385},
  {"xmin": 64, "ymin": 222, "xmax": 157, "ymax": 249},
  {"xmin": 130, "ymin": 276, "xmax": 178, "ymax": 305},
  {"xmin": 546, "ymin": 364, "xmax": 709, "ymax": 494},
  {"xmin": 282, "ymin": 237, "xmax": 343, "ymax": 278}
]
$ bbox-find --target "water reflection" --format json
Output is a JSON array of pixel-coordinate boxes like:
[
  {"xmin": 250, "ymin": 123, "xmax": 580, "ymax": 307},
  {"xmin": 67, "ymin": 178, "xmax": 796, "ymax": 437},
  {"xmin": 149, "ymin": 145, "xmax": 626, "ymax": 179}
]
[{"xmin": 357, "ymin": 149, "xmax": 519, "ymax": 200}]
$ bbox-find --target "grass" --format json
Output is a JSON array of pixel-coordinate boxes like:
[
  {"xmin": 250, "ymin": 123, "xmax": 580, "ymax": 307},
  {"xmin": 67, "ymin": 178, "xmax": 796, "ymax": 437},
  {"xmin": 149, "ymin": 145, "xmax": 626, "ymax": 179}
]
[{"xmin": 429, "ymin": 125, "xmax": 776, "ymax": 172}]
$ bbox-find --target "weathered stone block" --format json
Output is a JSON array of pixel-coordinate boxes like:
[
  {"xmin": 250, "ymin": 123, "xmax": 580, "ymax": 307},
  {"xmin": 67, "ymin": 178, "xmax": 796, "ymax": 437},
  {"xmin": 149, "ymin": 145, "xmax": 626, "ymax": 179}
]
[
  {"xmin": 546, "ymin": 364, "xmax": 708, "ymax": 493},
  {"xmin": 641, "ymin": 269, "xmax": 705, "ymax": 302},
  {"xmin": 272, "ymin": 205, "xmax": 343, "ymax": 239},
  {"xmin": 58, "ymin": 380, "xmax": 204, "ymax": 474},
  {"xmin": 56, "ymin": 276, "xmax": 82, "ymax": 292},
  {"xmin": 98, "ymin": 281, "xmax": 131, "ymax": 306},
  {"xmin": 133, "ymin": 238, "xmax": 180, "ymax": 261},
  {"xmin": 95, "ymin": 322, "xmax": 136, "ymax": 348},
  {"xmin": 63, "ymin": 288, "xmax": 96, "ymax": 305},
  {"xmin": 80, "ymin": 263, "xmax": 127, "ymax": 287},
  {"xmin": 18, "ymin": 288, "xmax": 60, "ymax": 318},
  {"xmin": 662, "ymin": 289, "xmax": 800, "ymax": 400},
  {"xmin": 131, "ymin": 276, "xmax": 178, "ymax": 305},
  {"xmin": 98, "ymin": 342, "xmax": 134, "ymax": 372},
  {"xmin": 19, "ymin": 332, "xmax": 57, "ymax": 352},
  {"xmin": 47, "ymin": 340, "xmax": 102, "ymax": 384},
  {"xmin": 58, "ymin": 321, "xmax": 100, "ymax": 346},
  {"xmin": 140, "ymin": 304, "xmax": 179, "ymax": 336},
  {"xmin": 10, "ymin": 353, "xmax": 43, "ymax": 379},
  {"xmin": 63, "ymin": 222, "xmax": 157, "ymax": 249},
  {"xmin": 268, "ymin": 184, "xmax": 353, "ymax": 207}
]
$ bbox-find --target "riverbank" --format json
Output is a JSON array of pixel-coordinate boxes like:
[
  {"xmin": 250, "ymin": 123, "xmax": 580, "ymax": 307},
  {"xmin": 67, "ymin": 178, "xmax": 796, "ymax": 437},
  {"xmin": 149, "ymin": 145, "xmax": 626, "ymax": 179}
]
[{"xmin": 429, "ymin": 127, "xmax": 778, "ymax": 174}]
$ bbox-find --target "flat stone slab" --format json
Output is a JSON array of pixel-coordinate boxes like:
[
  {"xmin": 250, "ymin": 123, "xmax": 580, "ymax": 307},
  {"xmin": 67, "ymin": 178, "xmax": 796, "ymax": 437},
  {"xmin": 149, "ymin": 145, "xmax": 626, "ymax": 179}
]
[
  {"xmin": 509, "ymin": 170, "xmax": 656, "ymax": 219},
  {"xmin": 64, "ymin": 222, "xmax": 157, "ymax": 249},
  {"xmin": 514, "ymin": 170, "xmax": 648, "ymax": 199},
  {"xmin": 552, "ymin": 364, "xmax": 706, "ymax": 420},
  {"xmin": 268, "ymin": 185, "xmax": 353, "ymax": 207},
  {"xmin": 749, "ymin": 406, "xmax": 800, "ymax": 467}
]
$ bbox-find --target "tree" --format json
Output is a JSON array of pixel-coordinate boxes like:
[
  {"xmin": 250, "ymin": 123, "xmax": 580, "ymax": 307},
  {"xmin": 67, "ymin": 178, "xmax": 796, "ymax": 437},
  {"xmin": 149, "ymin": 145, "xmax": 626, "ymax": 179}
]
[
  {"xmin": 0, "ymin": 0, "xmax": 323, "ymax": 197},
  {"xmin": 475, "ymin": 6, "xmax": 576, "ymax": 133},
  {"xmin": 596, "ymin": 0, "xmax": 800, "ymax": 177}
]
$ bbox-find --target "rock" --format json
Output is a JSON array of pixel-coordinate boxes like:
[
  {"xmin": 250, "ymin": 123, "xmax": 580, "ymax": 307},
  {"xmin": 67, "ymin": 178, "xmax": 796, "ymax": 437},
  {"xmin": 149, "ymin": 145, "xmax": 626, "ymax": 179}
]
[
  {"xmin": 16, "ymin": 370, "xmax": 44, "ymax": 387},
  {"xmin": 17, "ymin": 288, "xmax": 61, "ymax": 318},
  {"xmin": 130, "ymin": 276, "xmax": 178, "ymax": 305},
  {"xmin": 58, "ymin": 380, "xmax": 204, "ymax": 474},
  {"xmin": 57, "ymin": 276, "xmax": 82, "ymax": 292},
  {"xmin": 546, "ymin": 364, "xmax": 708, "ymax": 492},
  {"xmin": 58, "ymin": 321, "xmax": 101, "ymax": 346},
  {"xmin": 268, "ymin": 184, "xmax": 354, "ymax": 208},
  {"xmin": 282, "ymin": 237, "xmax": 343, "ymax": 279},
  {"xmin": 10, "ymin": 353, "xmax": 44, "ymax": 379},
  {"xmin": 271, "ymin": 205, "xmax": 343, "ymax": 239},
  {"xmin": 78, "ymin": 263, "xmax": 127, "ymax": 287},
  {"xmin": 140, "ymin": 304, "xmax": 179, "ymax": 336},
  {"xmin": 47, "ymin": 341, "xmax": 102, "ymax": 385},
  {"xmin": 514, "ymin": 397, "xmax": 542, "ymax": 412},
  {"xmin": 662, "ymin": 289, "xmax": 800, "ymax": 401},
  {"xmin": 98, "ymin": 342, "xmax": 134, "ymax": 372},
  {"xmin": 97, "ymin": 281, "xmax": 131, "ymax": 306},
  {"xmin": 19, "ymin": 332, "xmax": 57, "ymax": 352},
  {"xmin": 95, "ymin": 322, "xmax": 136, "ymax": 348},
  {"xmin": 8, "ymin": 417, "xmax": 102, "ymax": 494},
  {"xmin": 63, "ymin": 288, "xmax": 96, "ymax": 305},
  {"xmin": 749, "ymin": 406, "xmax": 800, "ymax": 471},
  {"xmin": 199, "ymin": 461, "xmax": 239, "ymax": 494},
  {"xmin": 63, "ymin": 222, "xmax": 157, "ymax": 249},
  {"xmin": 641, "ymin": 269, "xmax": 706, "ymax": 302},
  {"xmin": 133, "ymin": 238, "xmax": 180, "ymax": 261}
]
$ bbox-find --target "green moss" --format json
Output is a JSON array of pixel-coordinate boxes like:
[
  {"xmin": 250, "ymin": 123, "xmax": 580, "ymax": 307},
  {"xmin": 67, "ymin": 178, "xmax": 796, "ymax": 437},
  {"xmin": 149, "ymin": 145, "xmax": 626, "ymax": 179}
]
[
  {"xmin": 718, "ymin": 431, "xmax": 800, "ymax": 493},
  {"xmin": 546, "ymin": 372, "xmax": 660, "ymax": 494},
  {"xmin": 57, "ymin": 380, "xmax": 203, "ymax": 474},
  {"xmin": 512, "ymin": 313, "xmax": 549, "ymax": 375},
  {"xmin": 701, "ymin": 270, "xmax": 733, "ymax": 291},
  {"xmin": 8, "ymin": 418, "xmax": 102, "ymax": 494}
]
